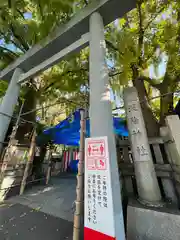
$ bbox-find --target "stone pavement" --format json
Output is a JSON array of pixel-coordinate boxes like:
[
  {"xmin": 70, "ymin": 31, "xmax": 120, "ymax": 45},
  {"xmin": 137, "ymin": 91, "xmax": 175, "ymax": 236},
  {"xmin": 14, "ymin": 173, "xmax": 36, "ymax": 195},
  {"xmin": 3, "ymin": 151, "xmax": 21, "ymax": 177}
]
[{"xmin": 0, "ymin": 174, "xmax": 77, "ymax": 240}]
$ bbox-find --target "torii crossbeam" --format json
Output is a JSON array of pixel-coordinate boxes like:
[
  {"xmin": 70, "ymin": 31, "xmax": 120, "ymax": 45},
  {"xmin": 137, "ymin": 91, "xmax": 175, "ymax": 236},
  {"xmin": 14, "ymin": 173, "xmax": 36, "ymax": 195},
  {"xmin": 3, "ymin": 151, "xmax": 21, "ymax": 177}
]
[{"xmin": 0, "ymin": 0, "xmax": 135, "ymax": 82}]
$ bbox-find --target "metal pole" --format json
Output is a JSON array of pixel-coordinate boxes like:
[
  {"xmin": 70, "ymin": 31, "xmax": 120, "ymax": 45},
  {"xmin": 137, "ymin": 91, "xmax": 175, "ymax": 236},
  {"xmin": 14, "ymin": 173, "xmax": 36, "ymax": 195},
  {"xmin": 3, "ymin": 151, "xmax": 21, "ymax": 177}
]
[
  {"xmin": 88, "ymin": 12, "xmax": 125, "ymax": 239},
  {"xmin": 0, "ymin": 68, "xmax": 23, "ymax": 153}
]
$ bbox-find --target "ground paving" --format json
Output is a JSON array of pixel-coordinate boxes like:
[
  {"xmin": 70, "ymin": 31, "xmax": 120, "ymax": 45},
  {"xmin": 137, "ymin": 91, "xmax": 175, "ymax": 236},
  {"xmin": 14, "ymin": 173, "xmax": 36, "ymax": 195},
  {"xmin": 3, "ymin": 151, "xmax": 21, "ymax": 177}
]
[{"xmin": 0, "ymin": 174, "xmax": 77, "ymax": 240}]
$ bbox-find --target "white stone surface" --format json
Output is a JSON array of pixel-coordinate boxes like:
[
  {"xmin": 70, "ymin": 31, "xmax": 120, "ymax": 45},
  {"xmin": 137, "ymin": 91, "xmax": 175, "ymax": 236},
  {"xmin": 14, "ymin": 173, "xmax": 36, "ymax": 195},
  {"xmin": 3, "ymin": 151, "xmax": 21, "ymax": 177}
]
[
  {"xmin": 127, "ymin": 201, "xmax": 180, "ymax": 240},
  {"xmin": 89, "ymin": 12, "xmax": 125, "ymax": 239},
  {"xmin": 124, "ymin": 87, "xmax": 161, "ymax": 204},
  {"xmin": 166, "ymin": 115, "xmax": 180, "ymax": 160},
  {"xmin": 0, "ymin": 68, "xmax": 23, "ymax": 152}
]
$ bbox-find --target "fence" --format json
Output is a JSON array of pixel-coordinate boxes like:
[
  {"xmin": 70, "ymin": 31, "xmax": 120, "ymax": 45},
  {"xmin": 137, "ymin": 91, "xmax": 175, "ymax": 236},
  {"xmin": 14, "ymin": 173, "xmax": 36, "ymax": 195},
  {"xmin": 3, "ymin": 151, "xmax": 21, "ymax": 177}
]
[
  {"xmin": 0, "ymin": 142, "xmax": 80, "ymax": 201},
  {"xmin": 0, "ymin": 144, "xmax": 61, "ymax": 200},
  {"xmin": 117, "ymin": 128, "xmax": 180, "ymax": 207}
]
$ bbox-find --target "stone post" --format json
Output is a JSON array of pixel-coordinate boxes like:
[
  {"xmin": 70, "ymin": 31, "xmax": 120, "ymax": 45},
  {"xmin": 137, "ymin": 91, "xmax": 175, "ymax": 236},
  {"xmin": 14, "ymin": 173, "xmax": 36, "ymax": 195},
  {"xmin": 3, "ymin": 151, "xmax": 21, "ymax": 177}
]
[
  {"xmin": 165, "ymin": 115, "xmax": 180, "ymax": 160},
  {"xmin": 0, "ymin": 68, "xmax": 23, "ymax": 153},
  {"xmin": 89, "ymin": 12, "xmax": 125, "ymax": 239},
  {"xmin": 46, "ymin": 149, "xmax": 52, "ymax": 185},
  {"xmin": 164, "ymin": 115, "xmax": 180, "ymax": 198},
  {"xmin": 160, "ymin": 126, "xmax": 178, "ymax": 204},
  {"xmin": 124, "ymin": 87, "xmax": 161, "ymax": 205}
]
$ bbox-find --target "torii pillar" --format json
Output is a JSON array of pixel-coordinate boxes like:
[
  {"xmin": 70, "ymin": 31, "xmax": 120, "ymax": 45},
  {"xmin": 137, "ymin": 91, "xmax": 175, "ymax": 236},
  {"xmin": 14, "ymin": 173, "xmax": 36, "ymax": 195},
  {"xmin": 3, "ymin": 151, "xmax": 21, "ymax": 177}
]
[
  {"xmin": 84, "ymin": 12, "xmax": 125, "ymax": 239},
  {"xmin": 0, "ymin": 68, "xmax": 22, "ymax": 153}
]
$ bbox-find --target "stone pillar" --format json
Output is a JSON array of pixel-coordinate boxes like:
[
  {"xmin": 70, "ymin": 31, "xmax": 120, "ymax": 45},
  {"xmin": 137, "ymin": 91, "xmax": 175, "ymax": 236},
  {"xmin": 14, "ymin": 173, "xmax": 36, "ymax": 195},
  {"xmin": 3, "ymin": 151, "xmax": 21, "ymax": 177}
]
[
  {"xmin": 153, "ymin": 142, "xmax": 177, "ymax": 204},
  {"xmin": 0, "ymin": 68, "xmax": 23, "ymax": 153},
  {"xmin": 124, "ymin": 87, "xmax": 161, "ymax": 205},
  {"xmin": 89, "ymin": 12, "xmax": 125, "ymax": 239},
  {"xmin": 163, "ymin": 115, "xmax": 180, "ymax": 198},
  {"xmin": 165, "ymin": 115, "xmax": 180, "ymax": 160}
]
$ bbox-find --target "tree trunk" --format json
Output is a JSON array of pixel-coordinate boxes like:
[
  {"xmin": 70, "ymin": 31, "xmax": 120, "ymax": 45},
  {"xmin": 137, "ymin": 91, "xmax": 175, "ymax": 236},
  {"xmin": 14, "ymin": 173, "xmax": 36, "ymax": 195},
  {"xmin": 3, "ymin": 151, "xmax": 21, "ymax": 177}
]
[
  {"xmin": 132, "ymin": 78, "xmax": 160, "ymax": 137},
  {"xmin": 16, "ymin": 87, "xmax": 37, "ymax": 144},
  {"xmin": 160, "ymin": 85, "xmax": 174, "ymax": 126}
]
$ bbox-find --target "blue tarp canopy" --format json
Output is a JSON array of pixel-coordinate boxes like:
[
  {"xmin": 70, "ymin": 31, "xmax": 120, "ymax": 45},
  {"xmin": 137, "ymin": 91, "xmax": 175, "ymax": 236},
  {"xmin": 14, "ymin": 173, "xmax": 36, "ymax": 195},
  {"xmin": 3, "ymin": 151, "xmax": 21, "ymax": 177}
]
[{"xmin": 37, "ymin": 109, "xmax": 128, "ymax": 146}]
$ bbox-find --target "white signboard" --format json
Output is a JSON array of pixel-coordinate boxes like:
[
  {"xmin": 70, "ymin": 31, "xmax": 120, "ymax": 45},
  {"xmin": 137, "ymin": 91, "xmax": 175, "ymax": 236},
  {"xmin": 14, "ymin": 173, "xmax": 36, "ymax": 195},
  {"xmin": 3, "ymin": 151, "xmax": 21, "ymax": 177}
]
[{"xmin": 84, "ymin": 136, "xmax": 115, "ymax": 240}]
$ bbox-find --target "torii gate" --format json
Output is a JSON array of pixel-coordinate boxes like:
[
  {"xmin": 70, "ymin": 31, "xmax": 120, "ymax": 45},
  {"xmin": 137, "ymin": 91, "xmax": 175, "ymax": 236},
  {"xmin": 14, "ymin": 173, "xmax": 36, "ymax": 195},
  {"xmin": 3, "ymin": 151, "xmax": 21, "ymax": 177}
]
[{"xmin": 0, "ymin": 0, "xmax": 136, "ymax": 239}]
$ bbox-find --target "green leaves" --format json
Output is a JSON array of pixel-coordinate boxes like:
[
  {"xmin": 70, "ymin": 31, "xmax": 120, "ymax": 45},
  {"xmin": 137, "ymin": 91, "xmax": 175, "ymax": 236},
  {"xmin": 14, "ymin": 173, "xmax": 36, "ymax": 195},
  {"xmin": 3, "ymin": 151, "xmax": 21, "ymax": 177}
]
[
  {"xmin": 0, "ymin": 0, "xmax": 179, "ymax": 130},
  {"xmin": 105, "ymin": 0, "xmax": 180, "ymax": 127},
  {"xmin": 0, "ymin": 80, "xmax": 8, "ymax": 99},
  {"xmin": 0, "ymin": 0, "xmax": 87, "ymax": 121}
]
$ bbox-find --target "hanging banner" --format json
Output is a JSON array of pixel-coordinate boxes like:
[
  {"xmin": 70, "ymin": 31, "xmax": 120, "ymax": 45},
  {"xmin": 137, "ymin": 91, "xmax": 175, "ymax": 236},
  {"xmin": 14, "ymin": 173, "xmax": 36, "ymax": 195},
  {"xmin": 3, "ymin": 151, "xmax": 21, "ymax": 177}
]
[{"xmin": 84, "ymin": 136, "xmax": 115, "ymax": 240}]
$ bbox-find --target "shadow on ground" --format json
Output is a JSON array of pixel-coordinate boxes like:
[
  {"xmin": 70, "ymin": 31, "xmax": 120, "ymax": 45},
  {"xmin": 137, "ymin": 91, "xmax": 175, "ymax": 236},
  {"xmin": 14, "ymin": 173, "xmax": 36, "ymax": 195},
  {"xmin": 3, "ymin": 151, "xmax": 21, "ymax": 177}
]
[
  {"xmin": 0, "ymin": 174, "xmax": 79, "ymax": 239},
  {"xmin": 0, "ymin": 203, "xmax": 73, "ymax": 240}
]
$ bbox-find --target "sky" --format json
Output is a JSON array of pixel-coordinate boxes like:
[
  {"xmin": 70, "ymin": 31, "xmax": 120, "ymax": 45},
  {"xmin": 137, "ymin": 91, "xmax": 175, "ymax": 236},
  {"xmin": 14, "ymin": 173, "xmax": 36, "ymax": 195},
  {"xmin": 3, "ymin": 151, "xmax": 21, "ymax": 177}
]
[
  {"xmin": 0, "ymin": 12, "xmax": 33, "ymax": 52},
  {"xmin": 24, "ymin": 12, "xmax": 32, "ymax": 19},
  {"xmin": 149, "ymin": 53, "xmax": 168, "ymax": 79}
]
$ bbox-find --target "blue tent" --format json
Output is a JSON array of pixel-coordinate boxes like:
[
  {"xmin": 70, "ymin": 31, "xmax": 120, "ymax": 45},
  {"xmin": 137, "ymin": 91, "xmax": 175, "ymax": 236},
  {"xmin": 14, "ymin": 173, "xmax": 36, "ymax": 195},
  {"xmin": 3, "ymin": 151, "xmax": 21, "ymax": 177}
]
[{"xmin": 38, "ymin": 109, "xmax": 128, "ymax": 146}]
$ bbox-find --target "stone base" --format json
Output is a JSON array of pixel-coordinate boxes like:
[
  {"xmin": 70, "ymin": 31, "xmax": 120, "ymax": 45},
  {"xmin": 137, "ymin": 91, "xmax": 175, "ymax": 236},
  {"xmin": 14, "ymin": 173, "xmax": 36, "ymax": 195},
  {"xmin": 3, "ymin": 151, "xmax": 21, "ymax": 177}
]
[{"xmin": 127, "ymin": 199, "xmax": 180, "ymax": 240}]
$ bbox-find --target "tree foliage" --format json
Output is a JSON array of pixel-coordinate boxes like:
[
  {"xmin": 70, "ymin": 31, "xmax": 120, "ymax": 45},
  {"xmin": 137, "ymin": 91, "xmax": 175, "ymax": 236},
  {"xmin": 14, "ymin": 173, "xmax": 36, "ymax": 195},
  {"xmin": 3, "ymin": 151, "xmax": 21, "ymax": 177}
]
[
  {"xmin": 105, "ymin": 0, "xmax": 180, "ymax": 136},
  {"xmin": 0, "ymin": 0, "xmax": 180, "ymax": 138},
  {"xmin": 0, "ymin": 0, "xmax": 89, "ymax": 141}
]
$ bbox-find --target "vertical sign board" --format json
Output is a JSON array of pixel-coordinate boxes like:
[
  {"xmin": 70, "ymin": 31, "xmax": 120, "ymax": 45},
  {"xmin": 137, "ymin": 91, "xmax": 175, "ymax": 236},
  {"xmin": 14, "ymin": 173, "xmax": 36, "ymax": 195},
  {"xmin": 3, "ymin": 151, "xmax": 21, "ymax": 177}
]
[{"xmin": 84, "ymin": 136, "xmax": 116, "ymax": 240}]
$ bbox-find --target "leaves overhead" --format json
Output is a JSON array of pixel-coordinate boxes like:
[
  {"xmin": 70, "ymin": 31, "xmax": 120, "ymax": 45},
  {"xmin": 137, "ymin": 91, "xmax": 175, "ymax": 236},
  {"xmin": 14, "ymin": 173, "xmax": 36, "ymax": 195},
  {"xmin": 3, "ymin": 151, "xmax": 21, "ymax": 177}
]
[
  {"xmin": 0, "ymin": 0, "xmax": 89, "ymax": 126},
  {"xmin": 105, "ymin": 0, "xmax": 180, "ymax": 129},
  {"xmin": 0, "ymin": 0, "xmax": 180, "ymax": 133}
]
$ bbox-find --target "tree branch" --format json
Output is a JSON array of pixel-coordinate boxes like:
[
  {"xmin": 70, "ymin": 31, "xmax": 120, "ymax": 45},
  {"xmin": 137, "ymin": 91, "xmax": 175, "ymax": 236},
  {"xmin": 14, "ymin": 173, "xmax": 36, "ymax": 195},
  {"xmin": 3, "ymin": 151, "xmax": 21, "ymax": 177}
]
[
  {"xmin": 137, "ymin": 1, "xmax": 144, "ymax": 67},
  {"xmin": 10, "ymin": 23, "xmax": 29, "ymax": 52},
  {"xmin": 17, "ymin": 9, "xmax": 25, "ymax": 19},
  {"xmin": 84, "ymin": 0, "xmax": 88, "ymax": 5},
  {"xmin": 44, "ymin": 68, "xmax": 88, "ymax": 92},
  {"xmin": 105, "ymin": 39, "xmax": 124, "ymax": 57},
  {"xmin": 0, "ymin": 29, "xmax": 23, "ymax": 53},
  {"xmin": 138, "ymin": 76, "xmax": 162, "ymax": 90},
  {"xmin": 1, "ymin": 13, "xmax": 29, "ymax": 52},
  {"xmin": 37, "ymin": 0, "xmax": 44, "ymax": 20},
  {"xmin": 109, "ymin": 71, "xmax": 122, "ymax": 77},
  {"xmin": 174, "ymin": 77, "xmax": 180, "ymax": 83},
  {"xmin": 144, "ymin": 4, "xmax": 167, "ymax": 31},
  {"xmin": 8, "ymin": 0, "xmax": 12, "ymax": 8},
  {"xmin": 0, "ymin": 46, "xmax": 19, "ymax": 57},
  {"xmin": 145, "ymin": 45, "xmax": 157, "ymax": 62},
  {"xmin": 105, "ymin": 40, "xmax": 118, "ymax": 51}
]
